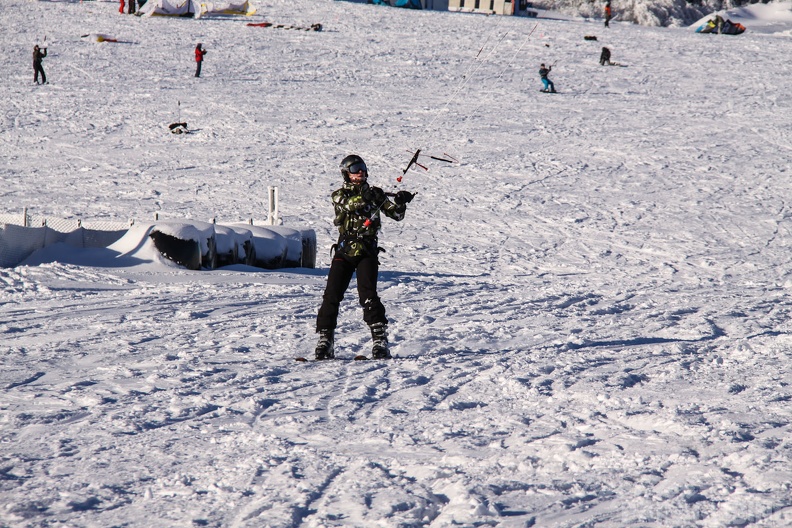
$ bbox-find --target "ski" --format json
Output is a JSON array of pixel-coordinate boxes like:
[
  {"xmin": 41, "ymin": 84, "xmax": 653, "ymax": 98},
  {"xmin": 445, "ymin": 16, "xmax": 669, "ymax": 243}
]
[
  {"xmin": 295, "ymin": 356, "xmax": 335, "ymax": 362},
  {"xmin": 355, "ymin": 354, "xmax": 394, "ymax": 361},
  {"xmin": 294, "ymin": 355, "xmax": 392, "ymax": 362}
]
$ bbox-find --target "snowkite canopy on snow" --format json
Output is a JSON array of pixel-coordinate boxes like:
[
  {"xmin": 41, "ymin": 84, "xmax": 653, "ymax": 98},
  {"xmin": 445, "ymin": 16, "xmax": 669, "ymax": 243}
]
[
  {"xmin": 80, "ymin": 33, "xmax": 119, "ymax": 43},
  {"xmin": 696, "ymin": 15, "xmax": 746, "ymax": 35},
  {"xmin": 139, "ymin": 0, "xmax": 255, "ymax": 18},
  {"xmin": 139, "ymin": 0, "xmax": 202, "ymax": 17},
  {"xmin": 201, "ymin": 0, "xmax": 256, "ymax": 16}
]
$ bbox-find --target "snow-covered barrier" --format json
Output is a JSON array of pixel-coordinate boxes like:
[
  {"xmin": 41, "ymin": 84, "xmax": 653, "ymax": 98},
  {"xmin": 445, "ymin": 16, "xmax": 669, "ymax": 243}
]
[
  {"xmin": 148, "ymin": 222, "xmax": 207, "ymax": 270},
  {"xmin": 1, "ymin": 213, "xmax": 316, "ymax": 270},
  {"xmin": 215, "ymin": 224, "xmax": 257, "ymax": 267},
  {"xmin": 230, "ymin": 224, "xmax": 316, "ymax": 269},
  {"xmin": 149, "ymin": 222, "xmax": 315, "ymax": 270}
]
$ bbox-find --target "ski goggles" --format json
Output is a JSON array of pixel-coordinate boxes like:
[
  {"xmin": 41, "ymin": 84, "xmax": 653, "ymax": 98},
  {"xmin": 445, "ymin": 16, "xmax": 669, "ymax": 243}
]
[{"xmin": 347, "ymin": 162, "xmax": 367, "ymax": 174}]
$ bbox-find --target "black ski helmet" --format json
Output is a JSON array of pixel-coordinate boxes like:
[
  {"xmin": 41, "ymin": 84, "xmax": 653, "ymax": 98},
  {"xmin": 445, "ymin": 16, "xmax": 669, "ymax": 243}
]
[{"xmin": 340, "ymin": 154, "xmax": 367, "ymax": 183}]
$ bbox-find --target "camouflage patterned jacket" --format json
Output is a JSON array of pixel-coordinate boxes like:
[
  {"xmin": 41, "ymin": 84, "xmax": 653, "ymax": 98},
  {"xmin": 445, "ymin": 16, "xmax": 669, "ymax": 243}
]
[{"xmin": 332, "ymin": 182, "xmax": 406, "ymax": 257}]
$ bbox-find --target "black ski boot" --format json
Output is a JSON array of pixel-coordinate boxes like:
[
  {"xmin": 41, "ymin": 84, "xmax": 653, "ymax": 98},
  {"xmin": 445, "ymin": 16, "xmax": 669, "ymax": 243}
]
[
  {"xmin": 369, "ymin": 323, "xmax": 391, "ymax": 359},
  {"xmin": 314, "ymin": 329, "xmax": 335, "ymax": 360}
]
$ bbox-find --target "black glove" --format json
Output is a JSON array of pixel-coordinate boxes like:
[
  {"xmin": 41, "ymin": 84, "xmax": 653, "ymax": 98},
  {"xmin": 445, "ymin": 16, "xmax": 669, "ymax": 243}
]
[
  {"xmin": 394, "ymin": 191, "xmax": 415, "ymax": 205},
  {"xmin": 364, "ymin": 187, "xmax": 387, "ymax": 204}
]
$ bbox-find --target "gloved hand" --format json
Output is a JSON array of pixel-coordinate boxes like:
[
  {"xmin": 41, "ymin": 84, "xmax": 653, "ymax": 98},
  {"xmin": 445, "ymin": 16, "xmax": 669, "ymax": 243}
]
[
  {"xmin": 362, "ymin": 187, "xmax": 384, "ymax": 203},
  {"xmin": 394, "ymin": 190, "xmax": 415, "ymax": 205}
]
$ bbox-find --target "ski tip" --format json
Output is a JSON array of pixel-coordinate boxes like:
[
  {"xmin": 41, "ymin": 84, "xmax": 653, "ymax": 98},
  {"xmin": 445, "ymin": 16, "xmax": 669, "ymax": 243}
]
[
  {"xmin": 295, "ymin": 357, "xmax": 309, "ymax": 362},
  {"xmin": 353, "ymin": 355, "xmax": 369, "ymax": 361}
]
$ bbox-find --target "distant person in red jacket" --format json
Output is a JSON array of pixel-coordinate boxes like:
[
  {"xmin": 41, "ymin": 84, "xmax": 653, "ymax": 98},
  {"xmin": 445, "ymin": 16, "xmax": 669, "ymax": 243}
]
[
  {"xmin": 195, "ymin": 43, "xmax": 207, "ymax": 78},
  {"xmin": 119, "ymin": 0, "xmax": 125, "ymax": 14},
  {"xmin": 604, "ymin": 1, "xmax": 612, "ymax": 27}
]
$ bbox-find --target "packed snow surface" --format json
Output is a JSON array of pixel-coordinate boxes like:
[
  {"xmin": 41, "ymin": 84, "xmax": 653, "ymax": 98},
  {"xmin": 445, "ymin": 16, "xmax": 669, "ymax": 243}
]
[{"xmin": 2, "ymin": 0, "xmax": 792, "ymax": 526}]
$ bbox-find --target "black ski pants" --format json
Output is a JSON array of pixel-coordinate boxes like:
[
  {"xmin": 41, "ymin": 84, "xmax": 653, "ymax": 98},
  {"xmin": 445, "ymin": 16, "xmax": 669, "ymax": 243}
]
[
  {"xmin": 195, "ymin": 61, "xmax": 202, "ymax": 78},
  {"xmin": 316, "ymin": 253, "xmax": 387, "ymax": 331},
  {"xmin": 34, "ymin": 64, "xmax": 46, "ymax": 84}
]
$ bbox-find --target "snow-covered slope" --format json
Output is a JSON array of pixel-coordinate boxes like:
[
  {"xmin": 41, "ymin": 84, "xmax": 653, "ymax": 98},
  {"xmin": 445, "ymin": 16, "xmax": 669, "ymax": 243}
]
[
  {"xmin": 1, "ymin": 0, "xmax": 792, "ymax": 526},
  {"xmin": 532, "ymin": 0, "xmax": 792, "ymax": 28}
]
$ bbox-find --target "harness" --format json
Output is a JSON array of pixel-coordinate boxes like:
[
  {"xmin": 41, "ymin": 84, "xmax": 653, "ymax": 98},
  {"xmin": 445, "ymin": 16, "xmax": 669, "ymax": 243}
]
[{"xmin": 331, "ymin": 233, "xmax": 383, "ymax": 258}]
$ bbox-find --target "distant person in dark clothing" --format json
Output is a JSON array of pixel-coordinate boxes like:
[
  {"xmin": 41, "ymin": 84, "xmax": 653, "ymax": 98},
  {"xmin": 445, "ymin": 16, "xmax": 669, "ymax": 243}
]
[
  {"xmin": 599, "ymin": 47, "xmax": 613, "ymax": 65},
  {"xmin": 127, "ymin": 0, "xmax": 136, "ymax": 14},
  {"xmin": 33, "ymin": 45, "xmax": 47, "ymax": 85},
  {"xmin": 195, "ymin": 43, "xmax": 207, "ymax": 78},
  {"xmin": 539, "ymin": 63, "xmax": 556, "ymax": 93},
  {"xmin": 604, "ymin": 1, "xmax": 612, "ymax": 27}
]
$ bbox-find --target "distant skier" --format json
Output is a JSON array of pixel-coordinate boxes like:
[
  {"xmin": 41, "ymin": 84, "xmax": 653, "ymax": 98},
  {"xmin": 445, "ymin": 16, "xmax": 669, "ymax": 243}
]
[
  {"xmin": 599, "ymin": 47, "xmax": 613, "ymax": 66},
  {"xmin": 604, "ymin": 1, "xmax": 612, "ymax": 28},
  {"xmin": 33, "ymin": 44, "xmax": 47, "ymax": 85},
  {"xmin": 313, "ymin": 154, "xmax": 415, "ymax": 360},
  {"xmin": 194, "ymin": 43, "xmax": 207, "ymax": 78},
  {"xmin": 539, "ymin": 63, "xmax": 556, "ymax": 93}
]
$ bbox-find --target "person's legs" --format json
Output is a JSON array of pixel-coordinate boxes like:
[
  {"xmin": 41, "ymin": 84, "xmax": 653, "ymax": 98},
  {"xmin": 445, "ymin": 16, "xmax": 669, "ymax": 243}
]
[
  {"xmin": 355, "ymin": 255, "xmax": 391, "ymax": 358},
  {"xmin": 355, "ymin": 256, "xmax": 386, "ymax": 326},
  {"xmin": 316, "ymin": 256, "xmax": 356, "ymax": 331}
]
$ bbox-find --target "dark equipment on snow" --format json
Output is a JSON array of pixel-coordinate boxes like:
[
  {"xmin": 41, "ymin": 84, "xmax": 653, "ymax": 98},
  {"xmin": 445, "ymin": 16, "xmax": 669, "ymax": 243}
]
[
  {"xmin": 169, "ymin": 101, "xmax": 189, "ymax": 133},
  {"xmin": 247, "ymin": 22, "xmax": 322, "ymax": 31},
  {"xmin": 169, "ymin": 122, "xmax": 188, "ymax": 134}
]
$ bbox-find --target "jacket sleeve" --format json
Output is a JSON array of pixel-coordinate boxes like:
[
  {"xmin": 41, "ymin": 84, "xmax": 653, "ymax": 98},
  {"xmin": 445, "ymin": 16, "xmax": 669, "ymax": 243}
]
[{"xmin": 380, "ymin": 196, "xmax": 406, "ymax": 222}]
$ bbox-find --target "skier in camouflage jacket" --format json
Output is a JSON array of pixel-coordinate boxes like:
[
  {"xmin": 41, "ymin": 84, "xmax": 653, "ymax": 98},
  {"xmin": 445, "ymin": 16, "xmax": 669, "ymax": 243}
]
[{"xmin": 314, "ymin": 154, "xmax": 414, "ymax": 360}]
